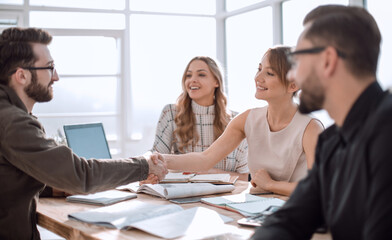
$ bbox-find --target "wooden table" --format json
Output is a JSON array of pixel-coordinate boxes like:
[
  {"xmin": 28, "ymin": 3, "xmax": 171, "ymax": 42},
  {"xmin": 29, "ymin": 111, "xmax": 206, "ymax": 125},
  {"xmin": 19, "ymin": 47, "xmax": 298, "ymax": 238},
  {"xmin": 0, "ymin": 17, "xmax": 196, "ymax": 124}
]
[{"xmin": 37, "ymin": 181, "xmax": 331, "ymax": 240}]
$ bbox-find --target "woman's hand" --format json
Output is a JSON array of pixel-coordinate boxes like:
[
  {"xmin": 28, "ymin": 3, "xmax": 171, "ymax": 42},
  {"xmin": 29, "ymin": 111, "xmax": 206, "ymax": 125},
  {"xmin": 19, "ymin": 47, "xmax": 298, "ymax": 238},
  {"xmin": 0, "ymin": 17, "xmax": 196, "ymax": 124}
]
[
  {"xmin": 146, "ymin": 152, "xmax": 168, "ymax": 182},
  {"xmin": 251, "ymin": 168, "xmax": 274, "ymax": 191}
]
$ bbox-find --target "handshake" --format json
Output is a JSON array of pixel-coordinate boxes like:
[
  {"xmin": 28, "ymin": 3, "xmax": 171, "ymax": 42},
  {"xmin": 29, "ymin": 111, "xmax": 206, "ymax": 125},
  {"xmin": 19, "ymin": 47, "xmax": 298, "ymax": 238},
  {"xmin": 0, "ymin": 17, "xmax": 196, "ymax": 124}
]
[{"xmin": 145, "ymin": 152, "xmax": 168, "ymax": 184}]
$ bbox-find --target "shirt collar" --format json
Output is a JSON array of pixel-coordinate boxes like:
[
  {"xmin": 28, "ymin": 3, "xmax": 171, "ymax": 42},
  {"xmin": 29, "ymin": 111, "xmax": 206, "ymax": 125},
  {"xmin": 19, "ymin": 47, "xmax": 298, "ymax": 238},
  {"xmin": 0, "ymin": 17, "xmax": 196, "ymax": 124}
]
[
  {"xmin": 191, "ymin": 100, "xmax": 215, "ymax": 115},
  {"xmin": 339, "ymin": 81, "xmax": 385, "ymax": 143},
  {"xmin": 0, "ymin": 84, "xmax": 28, "ymax": 113}
]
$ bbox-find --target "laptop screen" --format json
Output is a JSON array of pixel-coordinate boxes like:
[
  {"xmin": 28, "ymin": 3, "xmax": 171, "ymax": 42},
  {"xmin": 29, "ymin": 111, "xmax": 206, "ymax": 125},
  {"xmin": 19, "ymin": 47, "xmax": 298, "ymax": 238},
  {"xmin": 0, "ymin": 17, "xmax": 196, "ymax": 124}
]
[{"xmin": 63, "ymin": 123, "xmax": 112, "ymax": 159}]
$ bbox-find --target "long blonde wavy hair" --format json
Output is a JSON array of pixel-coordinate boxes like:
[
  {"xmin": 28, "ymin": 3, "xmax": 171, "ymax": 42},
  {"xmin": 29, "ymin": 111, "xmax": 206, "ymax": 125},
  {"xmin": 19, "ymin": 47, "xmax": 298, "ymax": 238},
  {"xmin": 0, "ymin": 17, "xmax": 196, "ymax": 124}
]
[{"xmin": 174, "ymin": 56, "xmax": 231, "ymax": 153}]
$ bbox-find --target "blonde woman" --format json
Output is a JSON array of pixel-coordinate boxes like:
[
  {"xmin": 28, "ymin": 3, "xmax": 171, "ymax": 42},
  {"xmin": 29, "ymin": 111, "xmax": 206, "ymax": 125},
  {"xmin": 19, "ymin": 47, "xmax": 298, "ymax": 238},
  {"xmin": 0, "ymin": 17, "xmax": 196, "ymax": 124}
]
[
  {"xmin": 151, "ymin": 56, "xmax": 249, "ymax": 180},
  {"xmin": 156, "ymin": 47, "xmax": 324, "ymax": 196}
]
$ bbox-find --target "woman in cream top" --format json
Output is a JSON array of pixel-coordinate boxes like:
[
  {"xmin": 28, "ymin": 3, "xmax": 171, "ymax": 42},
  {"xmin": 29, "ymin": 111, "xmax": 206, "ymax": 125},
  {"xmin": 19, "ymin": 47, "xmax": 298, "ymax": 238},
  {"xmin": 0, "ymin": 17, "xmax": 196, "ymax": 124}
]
[
  {"xmin": 245, "ymin": 107, "xmax": 313, "ymax": 185},
  {"xmin": 162, "ymin": 46, "xmax": 324, "ymax": 196}
]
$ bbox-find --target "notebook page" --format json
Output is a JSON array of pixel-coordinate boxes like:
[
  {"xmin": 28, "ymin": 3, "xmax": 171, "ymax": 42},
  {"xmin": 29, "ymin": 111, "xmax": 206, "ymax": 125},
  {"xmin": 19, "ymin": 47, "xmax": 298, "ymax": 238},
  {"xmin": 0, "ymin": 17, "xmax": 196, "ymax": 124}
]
[{"xmin": 227, "ymin": 198, "xmax": 285, "ymax": 215}]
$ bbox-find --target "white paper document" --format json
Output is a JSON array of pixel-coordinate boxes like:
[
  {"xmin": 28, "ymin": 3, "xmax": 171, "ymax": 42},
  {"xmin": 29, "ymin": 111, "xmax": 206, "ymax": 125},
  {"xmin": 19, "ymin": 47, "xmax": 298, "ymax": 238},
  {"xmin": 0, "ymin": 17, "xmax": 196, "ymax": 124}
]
[
  {"xmin": 161, "ymin": 172, "xmax": 237, "ymax": 184},
  {"xmin": 130, "ymin": 207, "xmax": 230, "ymax": 239},
  {"xmin": 66, "ymin": 190, "xmax": 137, "ymax": 205},
  {"xmin": 68, "ymin": 200, "xmax": 233, "ymax": 239},
  {"xmin": 116, "ymin": 182, "xmax": 140, "ymax": 192},
  {"xmin": 190, "ymin": 174, "xmax": 231, "ymax": 183},
  {"xmin": 161, "ymin": 172, "xmax": 196, "ymax": 182},
  {"xmin": 202, "ymin": 193, "xmax": 263, "ymax": 205},
  {"xmin": 137, "ymin": 183, "xmax": 235, "ymax": 199},
  {"xmin": 202, "ymin": 193, "xmax": 286, "ymax": 216},
  {"xmin": 227, "ymin": 197, "xmax": 285, "ymax": 215}
]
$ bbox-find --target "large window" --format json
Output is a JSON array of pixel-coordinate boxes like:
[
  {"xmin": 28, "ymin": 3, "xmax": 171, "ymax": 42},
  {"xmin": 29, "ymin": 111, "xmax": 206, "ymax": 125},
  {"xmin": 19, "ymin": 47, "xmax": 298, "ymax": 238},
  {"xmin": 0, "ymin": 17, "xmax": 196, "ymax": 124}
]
[
  {"xmin": 282, "ymin": 0, "xmax": 349, "ymax": 127},
  {"xmin": 27, "ymin": 8, "xmax": 125, "ymax": 155},
  {"xmin": 30, "ymin": 12, "xmax": 125, "ymax": 30},
  {"xmin": 33, "ymin": 35, "xmax": 121, "ymax": 144},
  {"xmin": 29, "ymin": 0, "xmax": 125, "ymax": 10},
  {"xmin": 226, "ymin": 7, "xmax": 273, "ymax": 112},
  {"xmin": 2, "ymin": 0, "xmax": 384, "ymax": 157},
  {"xmin": 226, "ymin": 0, "xmax": 262, "ymax": 12},
  {"xmin": 128, "ymin": 14, "xmax": 216, "ymax": 154},
  {"xmin": 0, "ymin": 0, "xmax": 218, "ymax": 157},
  {"xmin": 129, "ymin": 0, "xmax": 214, "ymax": 14},
  {"xmin": 0, "ymin": 11, "xmax": 22, "ymax": 30},
  {"xmin": 367, "ymin": 1, "xmax": 392, "ymax": 89},
  {"xmin": 283, "ymin": 0, "xmax": 349, "ymax": 47}
]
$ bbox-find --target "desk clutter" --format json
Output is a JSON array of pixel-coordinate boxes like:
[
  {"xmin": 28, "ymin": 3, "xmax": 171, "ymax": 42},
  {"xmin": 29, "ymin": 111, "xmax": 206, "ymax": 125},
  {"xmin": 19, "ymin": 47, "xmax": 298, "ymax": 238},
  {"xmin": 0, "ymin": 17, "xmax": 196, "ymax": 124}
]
[
  {"xmin": 68, "ymin": 200, "xmax": 233, "ymax": 239},
  {"xmin": 37, "ymin": 180, "xmax": 297, "ymax": 239},
  {"xmin": 116, "ymin": 173, "xmax": 237, "ymax": 200},
  {"xmin": 66, "ymin": 192, "xmax": 283, "ymax": 239},
  {"xmin": 65, "ymin": 178, "xmax": 286, "ymax": 239}
]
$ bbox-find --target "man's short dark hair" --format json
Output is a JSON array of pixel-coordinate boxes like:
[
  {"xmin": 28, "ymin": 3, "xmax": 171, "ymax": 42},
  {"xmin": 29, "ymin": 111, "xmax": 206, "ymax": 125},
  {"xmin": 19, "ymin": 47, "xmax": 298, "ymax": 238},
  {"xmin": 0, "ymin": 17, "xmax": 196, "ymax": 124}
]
[
  {"xmin": 303, "ymin": 5, "xmax": 381, "ymax": 77},
  {"xmin": 0, "ymin": 27, "xmax": 52, "ymax": 85}
]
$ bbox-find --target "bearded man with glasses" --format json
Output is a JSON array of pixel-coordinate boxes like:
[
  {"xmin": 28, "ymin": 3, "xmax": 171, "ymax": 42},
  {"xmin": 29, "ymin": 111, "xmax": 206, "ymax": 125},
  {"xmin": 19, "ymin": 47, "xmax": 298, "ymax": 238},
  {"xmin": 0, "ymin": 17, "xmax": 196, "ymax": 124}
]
[
  {"xmin": 0, "ymin": 27, "xmax": 167, "ymax": 240},
  {"xmin": 252, "ymin": 5, "xmax": 392, "ymax": 240}
]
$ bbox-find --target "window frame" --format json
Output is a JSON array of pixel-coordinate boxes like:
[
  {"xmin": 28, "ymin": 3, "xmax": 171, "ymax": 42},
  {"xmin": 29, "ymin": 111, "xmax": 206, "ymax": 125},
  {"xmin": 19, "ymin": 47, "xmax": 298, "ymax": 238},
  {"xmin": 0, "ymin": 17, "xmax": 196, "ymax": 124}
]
[{"xmin": 0, "ymin": 0, "xmax": 366, "ymax": 157}]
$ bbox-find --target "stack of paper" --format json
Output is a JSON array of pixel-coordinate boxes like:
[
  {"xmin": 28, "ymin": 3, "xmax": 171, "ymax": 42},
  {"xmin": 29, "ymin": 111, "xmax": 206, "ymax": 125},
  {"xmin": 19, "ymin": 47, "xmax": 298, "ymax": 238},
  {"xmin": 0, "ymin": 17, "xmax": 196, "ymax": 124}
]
[
  {"xmin": 137, "ymin": 183, "xmax": 235, "ymax": 199},
  {"xmin": 66, "ymin": 190, "xmax": 137, "ymax": 205},
  {"xmin": 201, "ymin": 193, "xmax": 286, "ymax": 216},
  {"xmin": 190, "ymin": 174, "xmax": 231, "ymax": 183},
  {"xmin": 161, "ymin": 172, "xmax": 238, "ymax": 185},
  {"xmin": 160, "ymin": 172, "xmax": 196, "ymax": 182}
]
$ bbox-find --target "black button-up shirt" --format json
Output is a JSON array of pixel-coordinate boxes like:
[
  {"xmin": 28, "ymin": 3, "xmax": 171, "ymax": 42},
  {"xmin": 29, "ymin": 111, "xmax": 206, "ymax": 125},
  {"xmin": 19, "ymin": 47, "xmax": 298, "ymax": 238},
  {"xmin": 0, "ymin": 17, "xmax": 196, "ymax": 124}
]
[{"xmin": 252, "ymin": 81, "xmax": 392, "ymax": 239}]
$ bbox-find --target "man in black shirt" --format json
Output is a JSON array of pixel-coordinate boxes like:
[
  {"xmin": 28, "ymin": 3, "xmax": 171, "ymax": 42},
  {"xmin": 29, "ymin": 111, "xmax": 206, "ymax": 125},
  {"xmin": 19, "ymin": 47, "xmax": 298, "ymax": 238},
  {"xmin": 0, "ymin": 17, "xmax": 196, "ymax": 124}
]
[{"xmin": 252, "ymin": 5, "xmax": 392, "ymax": 240}]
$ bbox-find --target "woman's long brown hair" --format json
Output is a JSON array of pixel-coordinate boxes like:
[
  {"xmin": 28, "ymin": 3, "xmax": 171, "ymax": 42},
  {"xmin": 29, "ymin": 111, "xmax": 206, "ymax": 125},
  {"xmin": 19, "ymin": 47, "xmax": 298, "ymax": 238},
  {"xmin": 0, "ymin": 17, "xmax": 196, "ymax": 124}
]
[{"xmin": 174, "ymin": 56, "xmax": 230, "ymax": 153}]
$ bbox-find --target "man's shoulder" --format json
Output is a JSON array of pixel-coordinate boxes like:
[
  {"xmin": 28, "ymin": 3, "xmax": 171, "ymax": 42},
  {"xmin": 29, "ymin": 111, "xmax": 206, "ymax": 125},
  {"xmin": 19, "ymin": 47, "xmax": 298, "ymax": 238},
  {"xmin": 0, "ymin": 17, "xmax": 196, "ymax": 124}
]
[
  {"xmin": 376, "ymin": 91, "xmax": 392, "ymax": 114},
  {"xmin": 318, "ymin": 124, "xmax": 338, "ymax": 141},
  {"xmin": 366, "ymin": 92, "xmax": 392, "ymax": 128},
  {"xmin": 0, "ymin": 98, "xmax": 37, "ymax": 131},
  {"xmin": 0, "ymin": 98, "xmax": 23, "ymax": 121}
]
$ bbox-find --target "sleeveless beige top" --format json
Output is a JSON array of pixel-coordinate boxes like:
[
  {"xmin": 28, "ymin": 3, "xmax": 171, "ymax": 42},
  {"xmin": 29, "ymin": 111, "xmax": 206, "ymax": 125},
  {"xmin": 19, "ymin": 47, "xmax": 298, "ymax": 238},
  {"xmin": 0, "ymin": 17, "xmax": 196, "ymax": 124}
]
[{"xmin": 244, "ymin": 106, "xmax": 313, "ymax": 182}]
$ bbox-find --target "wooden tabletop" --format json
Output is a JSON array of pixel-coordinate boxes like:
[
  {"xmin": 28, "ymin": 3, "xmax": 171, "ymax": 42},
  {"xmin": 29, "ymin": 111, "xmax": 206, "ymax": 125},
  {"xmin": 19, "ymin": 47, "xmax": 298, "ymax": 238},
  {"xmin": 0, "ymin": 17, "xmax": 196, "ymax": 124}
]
[{"xmin": 37, "ymin": 181, "xmax": 331, "ymax": 240}]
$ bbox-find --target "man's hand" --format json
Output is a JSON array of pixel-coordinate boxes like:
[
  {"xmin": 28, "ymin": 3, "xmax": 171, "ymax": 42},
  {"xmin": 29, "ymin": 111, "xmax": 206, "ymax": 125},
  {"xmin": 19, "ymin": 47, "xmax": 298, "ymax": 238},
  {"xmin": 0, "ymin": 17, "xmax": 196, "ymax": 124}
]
[
  {"xmin": 52, "ymin": 188, "xmax": 71, "ymax": 197},
  {"xmin": 146, "ymin": 153, "xmax": 168, "ymax": 182},
  {"xmin": 139, "ymin": 173, "xmax": 159, "ymax": 185}
]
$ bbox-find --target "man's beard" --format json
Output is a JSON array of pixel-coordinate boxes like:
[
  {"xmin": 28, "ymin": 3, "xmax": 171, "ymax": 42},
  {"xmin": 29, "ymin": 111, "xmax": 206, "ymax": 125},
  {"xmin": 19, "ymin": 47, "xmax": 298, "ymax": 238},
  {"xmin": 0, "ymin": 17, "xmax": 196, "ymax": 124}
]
[
  {"xmin": 24, "ymin": 71, "xmax": 53, "ymax": 102},
  {"xmin": 298, "ymin": 72, "xmax": 325, "ymax": 114}
]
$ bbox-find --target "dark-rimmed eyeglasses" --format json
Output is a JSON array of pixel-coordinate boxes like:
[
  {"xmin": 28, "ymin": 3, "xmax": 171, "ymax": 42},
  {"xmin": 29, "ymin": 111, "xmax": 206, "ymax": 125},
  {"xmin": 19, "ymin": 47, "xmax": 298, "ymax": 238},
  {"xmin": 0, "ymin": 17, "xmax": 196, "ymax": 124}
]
[
  {"xmin": 22, "ymin": 65, "xmax": 56, "ymax": 76},
  {"xmin": 286, "ymin": 47, "xmax": 346, "ymax": 67},
  {"xmin": 9, "ymin": 65, "xmax": 56, "ymax": 76}
]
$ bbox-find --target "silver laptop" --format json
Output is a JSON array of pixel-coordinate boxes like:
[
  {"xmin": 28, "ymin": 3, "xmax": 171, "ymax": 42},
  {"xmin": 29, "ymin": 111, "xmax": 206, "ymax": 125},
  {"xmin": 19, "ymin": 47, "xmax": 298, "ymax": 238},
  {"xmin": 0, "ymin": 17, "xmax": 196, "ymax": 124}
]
[{"xmin": 63, "ymin": 123, "xmax": 112, "ymax": 159}]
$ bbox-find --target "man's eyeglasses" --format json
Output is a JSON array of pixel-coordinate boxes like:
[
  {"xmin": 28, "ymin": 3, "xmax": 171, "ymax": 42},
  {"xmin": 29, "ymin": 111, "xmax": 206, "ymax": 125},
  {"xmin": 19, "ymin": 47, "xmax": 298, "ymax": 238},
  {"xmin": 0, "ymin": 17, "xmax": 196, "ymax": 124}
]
[
  {"xmin": 22, "ymin": 65, "xmax": 56, "ymax": 76},
  {"xmin": 9, "ymin": 65, "xmax": 56, "ymax": 76},
  {"xmin": 286, "ymin": 46, "xmax": 346, "ymax": 67}
]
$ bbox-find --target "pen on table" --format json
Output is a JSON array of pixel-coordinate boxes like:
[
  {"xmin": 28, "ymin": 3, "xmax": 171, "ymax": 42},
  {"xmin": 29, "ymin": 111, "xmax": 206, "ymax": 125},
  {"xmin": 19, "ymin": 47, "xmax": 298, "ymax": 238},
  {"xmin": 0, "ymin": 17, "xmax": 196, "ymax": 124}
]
[{"xmin": 183, "ymin": 172, "xmax": 193, "ymax": 175}]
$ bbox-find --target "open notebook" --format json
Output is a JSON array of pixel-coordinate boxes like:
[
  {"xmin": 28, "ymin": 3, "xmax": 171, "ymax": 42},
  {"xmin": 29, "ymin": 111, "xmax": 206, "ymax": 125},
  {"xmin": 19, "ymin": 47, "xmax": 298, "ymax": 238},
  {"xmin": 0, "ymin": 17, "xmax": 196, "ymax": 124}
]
[
  {"xmin": 63, "ymin": 122, "xmax": 111, "ymax": 159},
  {"xmin": 161, "ymin": 172, "xmax": 238, "ymax": 185}
]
